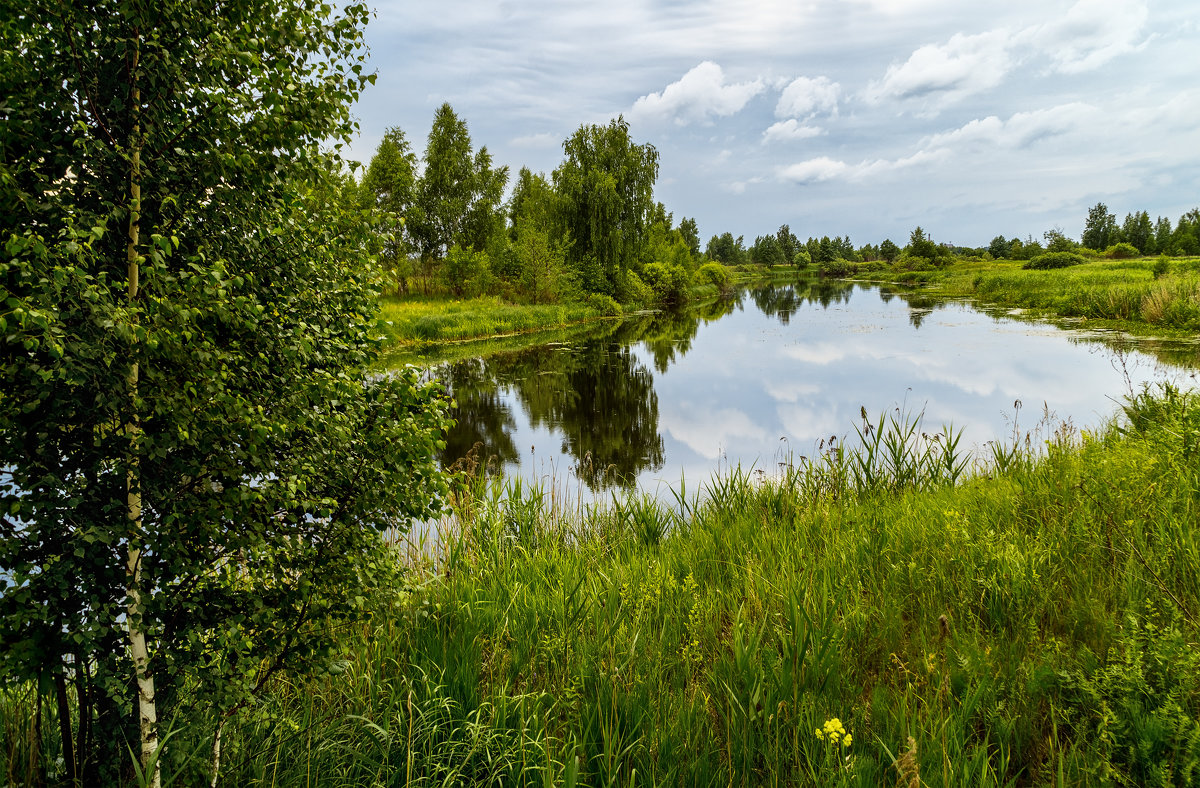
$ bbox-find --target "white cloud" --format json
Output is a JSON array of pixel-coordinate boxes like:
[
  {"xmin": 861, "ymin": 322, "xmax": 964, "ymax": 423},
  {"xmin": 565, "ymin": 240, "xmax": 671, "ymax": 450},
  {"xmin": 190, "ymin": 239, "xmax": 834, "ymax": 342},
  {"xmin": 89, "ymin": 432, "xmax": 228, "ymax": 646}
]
[
  {"xmin": 866, "ymin": 29, "xmax": 1014, "ymax": 109},
  {"xmin": 630, "ymin": 61, "xmax": 765, "ymax": 126},
  {"xmin": 775, "ymin": 76, "xmax": 841, "ymax": 119},
  {"xmin": 777, "ymin": 157, "xmax": 849, "ymax": 183},
  {"xmin": 354, "ymin": 0, "xmax": 1200, "ymax": 247},
  {"xmin": 509, "ymin": 132, "xmax": 559, "ymax": 148},
  {"xmin": 764, "ymin": 380, "xmax": 821, "ymax": 403},
  {"xmin": 921, "ymin": 103, "xmax": 1099, "ymax": 151},
  {"xmin": 838, "ymin": 0, "xmax": 953, "ymax": 13},
  {"xmin": 777, "ymin": 149, "xmax": 945, "ymax": 183},
  {"xmin": 661, "ymin": 404, "xmax": 767, "ymax": 460},
  {"xmin": 779, "ymin": 342, "xmax": 849, "ymax": 364},
  {"xmin": 1031, "ymin": 0, "xmax": 1149, "ymax": 73},
  {"xmin": 726, "ymin": 176, "xmax": 764, "ymax": 194},
  {"xmin": 777, "ymin": 102, "xmax": 1096, "ymax": 186},
  {"xmin": 1146, "ymin": 89, "xmax": 1200, "ymax": 130},
  {"xmin": 762, "ymin": 120, "xmax": 823, "ymax": 143}
]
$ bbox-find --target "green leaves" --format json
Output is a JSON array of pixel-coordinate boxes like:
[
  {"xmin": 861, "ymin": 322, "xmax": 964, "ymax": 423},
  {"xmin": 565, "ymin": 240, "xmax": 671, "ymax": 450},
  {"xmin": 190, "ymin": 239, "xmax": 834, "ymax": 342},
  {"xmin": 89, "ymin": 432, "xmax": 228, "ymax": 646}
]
[
  {"xmin": 553, "ymin": 116, "xmax": 659, "ymax": 294},
  {"xmin": 1, "ymin": 0, "xmax": 450, "ymax": 777}
]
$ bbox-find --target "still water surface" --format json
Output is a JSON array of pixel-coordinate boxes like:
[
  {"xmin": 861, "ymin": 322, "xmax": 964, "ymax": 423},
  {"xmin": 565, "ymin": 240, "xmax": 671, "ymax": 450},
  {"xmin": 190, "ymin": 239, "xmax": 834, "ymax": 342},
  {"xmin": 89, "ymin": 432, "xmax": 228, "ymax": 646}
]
[{"xmin": 419, "ymin": 280, "xmax": 1197, "ymax": 495}]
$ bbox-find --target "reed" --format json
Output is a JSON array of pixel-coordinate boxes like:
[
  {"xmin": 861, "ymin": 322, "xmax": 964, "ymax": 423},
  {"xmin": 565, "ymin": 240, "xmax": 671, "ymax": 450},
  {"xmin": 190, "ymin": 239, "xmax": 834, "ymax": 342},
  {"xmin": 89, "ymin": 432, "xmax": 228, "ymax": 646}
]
[
  {"xmin": 8, "ymin": 388, "xmax": 1199, "ymax": 786},
  {"xmin": 377, "ymin": 296, "xmax": 609, "ymax": 349},
  {"xmin": 857, "ymin": 256, "xmax": 1200, "ymax": 333}
]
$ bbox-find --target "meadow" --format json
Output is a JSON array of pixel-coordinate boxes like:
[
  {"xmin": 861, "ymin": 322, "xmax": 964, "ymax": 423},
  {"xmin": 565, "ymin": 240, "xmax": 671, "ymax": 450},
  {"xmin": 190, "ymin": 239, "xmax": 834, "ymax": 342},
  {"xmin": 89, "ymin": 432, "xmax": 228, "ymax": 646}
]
[
  {"xmin": 855, "ymin": 256, "xmax": 1200, "ymax": 334},
  {"xmin": 15, "ymin": 385, "xmax": 1186, "ymax": 786},
  {"xmin": 376, "ymin": 266, "xmax": 790, "ymax": 353},
  {"xmin": 376, "ymin": 296, "xmax": 611, "ymax": 350}
]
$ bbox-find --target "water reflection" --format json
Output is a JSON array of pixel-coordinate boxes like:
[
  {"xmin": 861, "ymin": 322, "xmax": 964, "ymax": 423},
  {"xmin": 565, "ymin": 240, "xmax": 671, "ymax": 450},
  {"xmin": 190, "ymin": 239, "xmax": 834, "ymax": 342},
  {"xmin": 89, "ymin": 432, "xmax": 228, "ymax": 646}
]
[
  {"xmin": 442, "ymin": 314, "xmax": 681, "ymax": 488},
  {"xmin": 430, "ymin": 280, "xmax": 1198, "ymax": 494}
]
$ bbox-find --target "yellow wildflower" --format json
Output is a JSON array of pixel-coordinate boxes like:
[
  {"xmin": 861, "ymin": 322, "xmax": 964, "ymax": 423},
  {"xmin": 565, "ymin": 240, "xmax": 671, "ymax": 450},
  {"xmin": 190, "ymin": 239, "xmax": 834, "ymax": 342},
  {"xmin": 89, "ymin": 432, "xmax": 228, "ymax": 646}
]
[{"xmin": 817, "ymin": 717, "xmax": 852, "ymax": 748}]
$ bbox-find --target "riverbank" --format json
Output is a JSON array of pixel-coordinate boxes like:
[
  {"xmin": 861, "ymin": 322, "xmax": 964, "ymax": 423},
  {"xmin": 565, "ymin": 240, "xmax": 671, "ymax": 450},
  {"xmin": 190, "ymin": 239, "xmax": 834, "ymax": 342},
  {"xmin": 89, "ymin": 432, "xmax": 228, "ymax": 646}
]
[
  {"xmin": 188, "ymin": 385, "xmax": 1199, "ymax": 786},
  {"xmin": 852, "ymin": 255, "xmax": 1200, "ymax": 336},
  {"xmin": 377, "ymin": 265, "xmax": 798, "ymax": 357}
]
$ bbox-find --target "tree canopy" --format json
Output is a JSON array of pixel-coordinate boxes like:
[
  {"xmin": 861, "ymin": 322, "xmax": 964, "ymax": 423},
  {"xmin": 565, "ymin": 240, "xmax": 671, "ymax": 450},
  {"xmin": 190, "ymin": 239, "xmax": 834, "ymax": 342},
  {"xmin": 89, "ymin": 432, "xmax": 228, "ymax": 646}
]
[
  {"xmin": 0, "ymin": 1, "xmax": 449, "ymax": 782},
  {"xmin": 360, "ymin": 127, "xmax": 419, "ymax": 291},
  {"xmin": 553, "ymin": 116, "xmax": 659, "ymax": 295}
]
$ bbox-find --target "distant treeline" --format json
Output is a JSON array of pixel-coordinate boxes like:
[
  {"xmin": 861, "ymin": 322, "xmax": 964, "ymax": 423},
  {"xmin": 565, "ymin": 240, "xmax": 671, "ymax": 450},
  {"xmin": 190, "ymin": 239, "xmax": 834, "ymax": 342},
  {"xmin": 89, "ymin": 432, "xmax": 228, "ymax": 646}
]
[{"xmin": 723, "ymin": 204, "xmax": 1200, "ymax": 275}]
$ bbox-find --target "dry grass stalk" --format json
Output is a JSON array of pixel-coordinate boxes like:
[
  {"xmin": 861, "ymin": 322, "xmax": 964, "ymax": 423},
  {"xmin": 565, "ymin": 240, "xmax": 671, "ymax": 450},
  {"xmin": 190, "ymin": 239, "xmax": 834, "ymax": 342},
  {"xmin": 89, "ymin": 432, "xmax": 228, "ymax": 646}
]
[{"xmin": 894, "ymin": 735, "xmax": 920, "ymax": 788}]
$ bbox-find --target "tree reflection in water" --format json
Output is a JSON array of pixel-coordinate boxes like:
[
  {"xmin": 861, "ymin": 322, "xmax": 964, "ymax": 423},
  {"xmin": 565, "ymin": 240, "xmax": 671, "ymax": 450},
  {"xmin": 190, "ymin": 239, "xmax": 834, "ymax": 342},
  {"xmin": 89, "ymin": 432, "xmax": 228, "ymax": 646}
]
[
  {"xmin": 438, "ymin": 359, "xmax": 519, "ymax": 472},
  {"xmin": 438, "ymin": 312, "xmax": 690, "ymax": 489},
  {"xmin": 432, "ymin": 277, "xmax": 1198, "ymax": 494}
]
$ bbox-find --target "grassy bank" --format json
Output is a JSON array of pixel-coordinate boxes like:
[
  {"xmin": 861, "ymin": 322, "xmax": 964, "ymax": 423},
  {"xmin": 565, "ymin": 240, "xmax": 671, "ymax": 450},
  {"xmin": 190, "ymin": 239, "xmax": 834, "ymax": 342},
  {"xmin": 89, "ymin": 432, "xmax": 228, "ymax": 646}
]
[
  {"xmin": 854, "ymin": 256, "xmax": 1200, "ymax": 334},
  {"xmin": 377, "ymin": 296, "xmax": 612, "ymax": 350},
  {"xmin": 126, "ymin": 386, "xmax": 1200, "ymax": 786},
  {"xmin": 377, "ymin": 265, "xmax": 797, "ymax": 355}
]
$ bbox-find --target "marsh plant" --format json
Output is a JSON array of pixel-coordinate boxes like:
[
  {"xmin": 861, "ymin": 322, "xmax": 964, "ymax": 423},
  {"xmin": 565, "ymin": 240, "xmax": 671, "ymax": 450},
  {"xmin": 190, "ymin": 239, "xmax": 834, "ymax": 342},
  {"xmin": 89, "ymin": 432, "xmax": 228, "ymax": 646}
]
[{"xmin": 6, "ymin": 388, "xmax": 1199, "ymax": 786}]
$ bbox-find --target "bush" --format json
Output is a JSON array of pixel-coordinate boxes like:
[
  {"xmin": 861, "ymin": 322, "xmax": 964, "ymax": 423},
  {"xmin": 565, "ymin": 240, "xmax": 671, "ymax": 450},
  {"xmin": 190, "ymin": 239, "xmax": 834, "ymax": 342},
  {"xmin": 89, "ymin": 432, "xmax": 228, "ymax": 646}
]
[
  {"xmin": 614, "ymin": 268, "xmax": 653, "ymax": 305},
  {"xmin": 898, "ymin": 255, "xmax": 934, "ymax": 272},
  {"xmin": 584, "ymin": 292, "xmax": 622, "ymax": 316},
  {"xmin": 1023, "ymin": 251, "xmax": 1086, "ymax": 270},
  {"xmin": 1105, "ymin": 242, "xmax": 1140, "ymax": 259},
  {"xmin": 695, "ymin": 262, "xmax": 732, "ymax": 290},
  {"xmin": 818, "ymin": 258, "xmax": 854, "ymax": 277},
  {"xmin": 441, "ymin": 245, "xmax": 492, "ymax": 297},
  {"xmin": 642, "ymin": 261, "xmax": 691, "ymax": 306}
]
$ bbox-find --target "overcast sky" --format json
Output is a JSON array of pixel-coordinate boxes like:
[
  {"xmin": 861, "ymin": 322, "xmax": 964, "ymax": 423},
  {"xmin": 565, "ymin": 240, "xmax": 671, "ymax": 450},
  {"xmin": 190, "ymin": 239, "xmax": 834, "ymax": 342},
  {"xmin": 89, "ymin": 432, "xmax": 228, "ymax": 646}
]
[{"xmin": 345, "ymin": 0, "xmax": 1198, "ymax": 248}]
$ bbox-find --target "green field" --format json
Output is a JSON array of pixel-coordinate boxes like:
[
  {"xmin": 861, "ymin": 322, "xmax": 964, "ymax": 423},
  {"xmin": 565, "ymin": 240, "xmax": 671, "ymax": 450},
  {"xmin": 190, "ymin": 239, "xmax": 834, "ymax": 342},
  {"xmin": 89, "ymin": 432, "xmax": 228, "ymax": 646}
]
[
  {"xmin": 376, "ymin": 296, "xmax": 612, "ymax": 349},
  {"xmin": 375, "ymin": 265, "xmax": 796, "ymax": 354},
  {"xmin": 855, "ymin": 256, "xmax": 1200, "ymax": 334}
]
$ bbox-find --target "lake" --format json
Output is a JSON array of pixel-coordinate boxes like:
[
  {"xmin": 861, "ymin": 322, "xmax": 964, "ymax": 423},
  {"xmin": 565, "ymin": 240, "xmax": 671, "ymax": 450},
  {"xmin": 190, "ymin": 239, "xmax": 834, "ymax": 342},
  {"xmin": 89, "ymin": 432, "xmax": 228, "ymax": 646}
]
[{"xmin": 411, "ymin": 279, "xmax": 1198, "ymax": 495}]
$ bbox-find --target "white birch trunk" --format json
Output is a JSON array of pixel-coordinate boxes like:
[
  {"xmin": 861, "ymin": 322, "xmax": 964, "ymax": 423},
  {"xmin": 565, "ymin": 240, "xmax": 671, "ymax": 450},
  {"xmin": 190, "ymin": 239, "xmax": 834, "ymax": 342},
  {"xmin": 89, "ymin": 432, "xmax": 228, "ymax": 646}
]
[{"xmin": 124, "ymin": 36, "xmax": 161, "ymax": 788}]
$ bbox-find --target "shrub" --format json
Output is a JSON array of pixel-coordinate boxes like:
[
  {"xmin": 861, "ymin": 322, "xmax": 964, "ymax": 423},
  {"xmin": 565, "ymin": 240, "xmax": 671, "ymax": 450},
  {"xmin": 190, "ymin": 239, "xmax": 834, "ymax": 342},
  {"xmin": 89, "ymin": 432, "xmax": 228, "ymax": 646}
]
[
  {"xmin": 614, "ymin": 267, "xmax": 653, "ymax": 305},
  {"xmin": 584, "ymin": 292, "xmax": 622, "ymax": 316},
  {"xmin": 1152, "ymin": 256, "xmax": 1171, "ymax": 279},
  {"xmin": 695, "ymin": 262, "xmax": 732, "ymax": 290},
  {"xmin": 1023, "ymin": 251, "xmax": 1086, "ymax": 270},
  {"xmin": 441, "ymin": 245, "xmax": 492, "ymax": 297},
  {"xmin": 1104, "ymin": 242, "xmax": 1140, "ymax": 259},
  {"xmin": 898, "ymin": 255, "xmax": 934, "ymax": 272},
  {"xmin": 642, "ymin": 261, "xmax": 691, "ymax": 306},
  {"xmin": 818, "ymin": 258, "xmax": 854, "ymax": 277}
]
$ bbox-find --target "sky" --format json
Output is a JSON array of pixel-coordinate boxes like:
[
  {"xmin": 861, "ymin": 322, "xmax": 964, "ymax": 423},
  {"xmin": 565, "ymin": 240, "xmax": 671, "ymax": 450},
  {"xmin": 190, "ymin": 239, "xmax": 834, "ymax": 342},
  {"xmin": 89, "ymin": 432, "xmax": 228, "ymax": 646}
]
[{"xmin": 344, "ymin": 0, "xmax": 1199, "ymax": 249}]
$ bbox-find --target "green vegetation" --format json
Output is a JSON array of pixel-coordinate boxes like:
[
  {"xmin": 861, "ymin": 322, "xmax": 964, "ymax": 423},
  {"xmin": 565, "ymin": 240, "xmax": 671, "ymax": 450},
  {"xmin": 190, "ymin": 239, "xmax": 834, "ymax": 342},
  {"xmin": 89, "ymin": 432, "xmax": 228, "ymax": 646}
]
[
  {"xmin": 10, "ymin": 386, "xmax": 1192, "ymax": 785},
  {"xmin": 854, "ymin": 256, "xmax": 1200, "ymax": 332},
  {"xmin": 376, "ymin": 264, "xmax": 788, "ymax": 351},
  {"xmin": 1, "ymin": 2, "xmax": 449, "ymax": 784},
  {"xmin": 377, "ymin": 296, "xmax": 609, "ymax": 348},
  {"xmin": 719, "ymin": 203, "xmax": 1200, "ymax": 335},
  {"xmin": 1023, "ymin": 251, "xmax": 1087, "ymax": 270},
  {"xmin": 355, "ymin": 111, "xmax": 726, "ymax": 316},
  {"xmin": 5, "ymin": 0, "xmax": 1198, "ymax": 783}
]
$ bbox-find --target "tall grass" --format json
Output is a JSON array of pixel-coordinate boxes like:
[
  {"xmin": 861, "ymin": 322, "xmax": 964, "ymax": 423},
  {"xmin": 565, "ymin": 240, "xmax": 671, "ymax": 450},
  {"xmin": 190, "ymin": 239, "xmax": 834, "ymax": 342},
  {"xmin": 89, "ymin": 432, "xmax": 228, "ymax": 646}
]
[
  {"xmin": 377, "ymin": 296, "xmax": 608, "ymax": 349},
  {"xmin": 857, "ymin": 256, "xmax": 1200, "ymax": 332},
  {"xmin": 8, "ymin": 390, "xmax": 1200, "ymax": 786}
]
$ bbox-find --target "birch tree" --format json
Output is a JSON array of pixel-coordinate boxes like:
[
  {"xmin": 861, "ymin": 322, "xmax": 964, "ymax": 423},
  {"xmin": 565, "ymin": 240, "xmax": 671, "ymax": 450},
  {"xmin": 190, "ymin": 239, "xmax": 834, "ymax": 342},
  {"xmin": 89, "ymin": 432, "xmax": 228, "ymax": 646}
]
[{"xmin": 0, "ymin": 1, "xmax": 449, "ymax": 783}]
